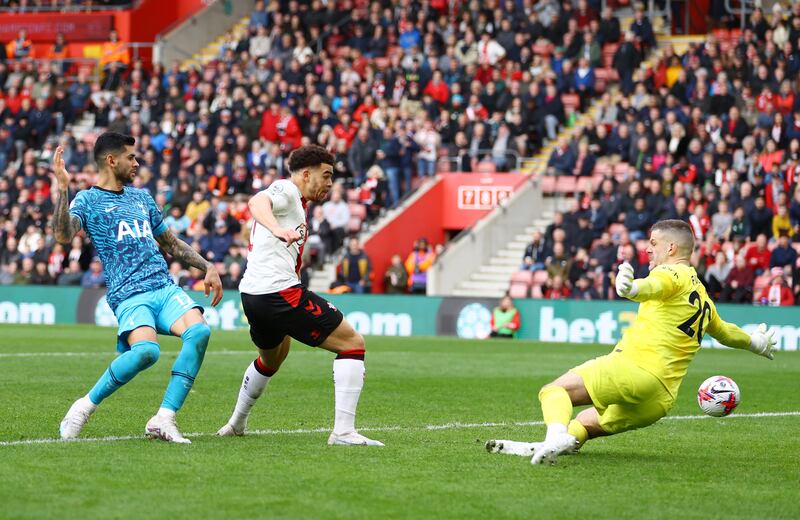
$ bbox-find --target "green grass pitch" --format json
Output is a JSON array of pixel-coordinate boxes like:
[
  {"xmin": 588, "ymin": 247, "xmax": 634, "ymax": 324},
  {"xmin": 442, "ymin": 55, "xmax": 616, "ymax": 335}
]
[{"xmin": 0, "ymin": 324, "xmax": 798, "ymax": 519}]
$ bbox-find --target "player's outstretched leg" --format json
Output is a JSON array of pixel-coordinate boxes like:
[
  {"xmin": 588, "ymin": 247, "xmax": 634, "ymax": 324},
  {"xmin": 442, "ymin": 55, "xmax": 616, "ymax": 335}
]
[
  {"xmin": 322, "ymin": 322, "xmax": 383, "ymax": 446},
  {"xmin": 146, "ymin": 321, "xmax": 210, "ymax": 444},
  {"xmin": 218, "ymin": 337, "xmax": 290, "ymax": 436},
  {"xmin": 531, "ymin": 373, "xmax": 590, "ymax": 465},
  {"xmin": 60, "ymin": 339, "xmax": 160, "ymax": 440}
]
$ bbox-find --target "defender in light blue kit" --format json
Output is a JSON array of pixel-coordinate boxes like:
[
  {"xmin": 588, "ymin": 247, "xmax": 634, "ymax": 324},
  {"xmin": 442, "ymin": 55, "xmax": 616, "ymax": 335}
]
[{"xmin": 53, "ymin": 132, "xmax": 223, "ymax": 443}]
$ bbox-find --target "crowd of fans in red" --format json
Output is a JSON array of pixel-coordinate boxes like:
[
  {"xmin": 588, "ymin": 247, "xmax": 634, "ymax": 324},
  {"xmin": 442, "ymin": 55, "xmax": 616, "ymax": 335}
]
[
  {"xmin": 0, "ymin": 0, "xmax": 635, "ymax": 293},
  {"xmin": 514, "ymin": 4, "xmax": 800, "ymax": 306}
]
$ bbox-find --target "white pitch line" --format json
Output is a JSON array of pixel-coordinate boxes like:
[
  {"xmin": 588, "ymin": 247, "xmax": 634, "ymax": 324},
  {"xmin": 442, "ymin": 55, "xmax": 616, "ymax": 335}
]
[
  {"xmin": 1, "ymin": 411, "xmax": 798, "ymax": 447},
  {"xmin": 0, "ymin": 351, "xmax": 264, "ymax": 358}
]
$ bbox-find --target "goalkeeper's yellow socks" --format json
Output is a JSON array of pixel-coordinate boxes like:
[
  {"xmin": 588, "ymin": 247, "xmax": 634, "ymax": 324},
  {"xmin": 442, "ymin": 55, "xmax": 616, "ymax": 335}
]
[
  {"xmin": 538, "ymin": 385, "xmax": 573, "ymax": 441},
  {"xmin": 568, "ymin": 419, "xmax": 589, "ymax": 447}
]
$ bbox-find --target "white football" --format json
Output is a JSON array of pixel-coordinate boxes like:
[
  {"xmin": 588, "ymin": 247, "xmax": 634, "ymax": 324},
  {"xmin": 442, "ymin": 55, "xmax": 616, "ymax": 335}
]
[{"xmin": 697, "ymin": 375, "xmax": 741, "ymax": 417}]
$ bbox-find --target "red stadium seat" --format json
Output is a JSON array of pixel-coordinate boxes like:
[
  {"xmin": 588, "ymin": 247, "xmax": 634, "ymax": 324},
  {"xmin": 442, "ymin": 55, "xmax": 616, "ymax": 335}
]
[
  {"xmin": 540, "ymin": 175, "xmax": 556, "ymax": 194},
  {"xmin": 348, "ymin": 203, "xmax": 367, "ymax": 220},
  {"xmin": 532, "ymin": 270, "xmax": 549, "ymax": 286},
  {"xmin": 602, "ymin": 43, "xmax": 619, "ymax": 68},
  {"xmin": 347, "ymin": 216, "xmax": 362, "ymax": 234},
  {"xmin": 476, "ymin": 161, "xmax": 497, "ymax": 173},
  {"xmin": 555, "ymin": 175, "xmax": 577, "ymax": 194},
  {"xmin": 561, "ymin": 93, "xmax": 580, "ymax": 112},
  {"xmin": 508, "ymin": 283, "xmax": 530, "ymax": 299},
  {"xmin": 530, "ymin": 285, "xmax": 544, "ymax": 299},
  {"xmin": 510, "ymin": 270, "xmax": 534, "ymax": 285}
]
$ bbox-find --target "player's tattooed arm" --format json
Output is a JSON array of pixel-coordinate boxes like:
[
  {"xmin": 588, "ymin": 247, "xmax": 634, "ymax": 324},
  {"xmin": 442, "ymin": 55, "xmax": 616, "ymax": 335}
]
[
  {"xmin": 52, "ymin": 146, "xmax": 81, "ymax": 244},
  {"xmin": 156, "ymin": 229, "xmax": 212, "ymax": 271},
  {"xmin": 156, "ymin": 229, "xmax": 223, "ymax": 306}
]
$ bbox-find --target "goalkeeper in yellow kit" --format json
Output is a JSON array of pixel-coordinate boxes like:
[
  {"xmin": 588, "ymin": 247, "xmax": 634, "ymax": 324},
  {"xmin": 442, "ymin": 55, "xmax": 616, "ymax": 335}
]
[{"xmin": 487, "ymin": 220, "xmax": 778, "ymax": 465}]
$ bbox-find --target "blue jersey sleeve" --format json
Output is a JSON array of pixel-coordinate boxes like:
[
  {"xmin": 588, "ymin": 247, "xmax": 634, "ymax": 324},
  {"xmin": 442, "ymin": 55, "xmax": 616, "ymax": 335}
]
[
  {"xmin": 68, "ymin": 190, "xmax": 88, "ymax": 230},
  {"xmin": 145, "ymin": 192, "xmax": 167, "ymax": 236}
]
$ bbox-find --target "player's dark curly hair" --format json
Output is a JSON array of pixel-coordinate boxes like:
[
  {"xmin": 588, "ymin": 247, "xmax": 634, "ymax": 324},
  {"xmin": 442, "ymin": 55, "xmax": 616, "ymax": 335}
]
[
  {"xmin": 94, "ymin": 132, "xmax": 136, "ymax": 164},
  {"xmin": 287, "ymin": 145, "xmax": 335, "ymax": 173}
]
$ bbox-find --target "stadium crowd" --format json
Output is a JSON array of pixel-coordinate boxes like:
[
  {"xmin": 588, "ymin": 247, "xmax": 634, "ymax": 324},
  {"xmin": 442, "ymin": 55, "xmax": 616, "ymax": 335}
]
[
  {"xmin": 519, "ymin": 3, "xmax": 800, "ymax": 306},
  {"xmin": 0, "ymin": 0, "xmax": 626, "ymax": 294}
]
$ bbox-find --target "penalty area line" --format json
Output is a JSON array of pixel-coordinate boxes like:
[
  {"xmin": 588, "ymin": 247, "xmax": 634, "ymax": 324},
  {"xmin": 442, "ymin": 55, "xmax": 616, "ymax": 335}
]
[{"xmin": 1, "ymin": 411, "xmax": 798, "ymax": 447}]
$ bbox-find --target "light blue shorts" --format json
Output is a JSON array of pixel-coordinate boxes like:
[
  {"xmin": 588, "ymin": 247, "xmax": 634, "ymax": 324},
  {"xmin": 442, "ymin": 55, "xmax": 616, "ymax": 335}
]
[{"xmin": 114, "ymin": 284, "xmax": 203, "ymax": 352}]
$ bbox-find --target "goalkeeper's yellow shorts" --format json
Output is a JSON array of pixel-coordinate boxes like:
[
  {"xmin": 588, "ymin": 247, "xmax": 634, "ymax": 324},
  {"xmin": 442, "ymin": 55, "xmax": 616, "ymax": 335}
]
[{"xmin": 570, "ymin": 353, "xmax": 674, "ymax": 435}]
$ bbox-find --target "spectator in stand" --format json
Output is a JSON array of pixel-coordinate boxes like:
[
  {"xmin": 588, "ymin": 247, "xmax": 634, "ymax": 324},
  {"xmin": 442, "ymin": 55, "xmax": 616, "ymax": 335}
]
[
  {"xmin": 100, "ymin": 30, "xmax": 129, "ymax": 70},
  {"xmin": 522, "ymin": 230, "xmax": 550, "ymax": 271},
  {"xmin": 705, "ymin": 251, "xmax": 731, "ymax": 300},
  {"xmin": 384, "ymin": 254, "xmax": 408, "ymax": 295},
  {"xmin": 348, "ymin": 127, "xmax": 378, "ymax": 187},
  {"xmin": 745, "ymin": 234, "xmax": 772, "ymax": 275},
  {"xmin": 339, "ymin": 237, "xmax": 372, "ymax": 294},
  {"xmin": 489, "ymin": 295, "xmax": 521, "ymax": 339},
  {"xmin": 322, "ymin": 186, "xmax": 350, "ymax": 251},
  {"xmin": 770, "ymin": 232, "xmax": 798, "ymax": 269},
  {"xmin": 760, "ymin": 268, "xmax": 795, "ymax": 306},
  {"xmin": 772, "ymin": 204, "xmax": 794, "ymax": 239},
  {"xmin": 571, "ymin": 274, "xmax": 600, "ymax": 300},
  {"xmin": 748, "ymin": 195, "xmax": 773, "ymax": 240},
  {"xmin": 200, "ymin": 220, "xmax": 234, "ymax": 262},
  {"xmin": 80, "ymin": 257, "xmax": 105, "ymax": 288},
  {"xmin": 720, "ymin": 255, "xmax": 755, "ymax": 304},
  {"xmin": 544, "ymin": 274, "xmax": 571, "ymax": 300},
  {"xmin": 405, "ymin": 237, "xmax": 436, "ymax": 294},
  {"xmin": 414, "ymin": 119, "xmax": 440, "ymax": 177},
  {"xmin": 376, "ymin": 126, "xmax": 402, "ymax": 207},
  {"xmin": 546, "ymin": 241, "xmax": 572, "ymax": 281},
  {"xmin": 306, "ymin": 205, "xmax": 334, "ymax": 268},
  {"xmin": 546, "ymin": 137, "xmax": 576, "ymax": 176}
]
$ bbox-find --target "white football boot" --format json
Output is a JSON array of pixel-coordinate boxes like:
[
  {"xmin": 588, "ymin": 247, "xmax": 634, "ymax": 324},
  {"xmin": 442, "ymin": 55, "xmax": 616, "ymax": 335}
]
[
  {"xmin": 485, "ymin": 439, "xmax": 542, "ymax": 456},
  {"xmin": 145, "ymin": 414, "xmax": 191, "ymax": 444},
  {"xmin": 531, "ymin": 432, "xmax": 579, "ymax": 465},
  {"xmin": 216, "ymin": 422, "xmax": 244, "ymax": 437},
  {"xmin": 59, "ymin": 396, "xmax": 97, "ymax": 440},
  {"xmin": 327, "ymin": 431, "xmax": 385, "ymax": 446}
]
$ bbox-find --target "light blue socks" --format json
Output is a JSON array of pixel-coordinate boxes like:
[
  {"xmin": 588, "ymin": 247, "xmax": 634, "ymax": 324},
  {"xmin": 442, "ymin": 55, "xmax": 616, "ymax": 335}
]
[
  {"xmin": 88, "ymin": 341, "xmax": 160, "ymax": 405},
  {"xmin": 160, "ymin": 323, "xmax": 211, "ymax": 412}
]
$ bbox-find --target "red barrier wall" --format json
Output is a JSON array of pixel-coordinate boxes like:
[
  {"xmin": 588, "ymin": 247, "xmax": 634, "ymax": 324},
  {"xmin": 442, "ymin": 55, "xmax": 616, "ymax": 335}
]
[
  {"xmin": 440, "ymin": 173, "xmax": 529, "ymax": 230},
  {"xmin": 363, "ymin": 173, "xmax": 528, "ymax": 293},
  {"xmin": 363, "ymin": 181, "xmax": 445, "ymax": 294},
  {"xmin": 113, "ymin": 0, "xmax": 207, "ymax": 45}
]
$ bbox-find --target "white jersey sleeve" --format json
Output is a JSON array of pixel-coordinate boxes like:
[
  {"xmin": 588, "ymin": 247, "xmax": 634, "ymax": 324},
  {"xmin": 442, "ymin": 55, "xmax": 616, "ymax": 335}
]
[{"xmin": 239, "ymin": 180, "xmax": 309, "ymax": 295}]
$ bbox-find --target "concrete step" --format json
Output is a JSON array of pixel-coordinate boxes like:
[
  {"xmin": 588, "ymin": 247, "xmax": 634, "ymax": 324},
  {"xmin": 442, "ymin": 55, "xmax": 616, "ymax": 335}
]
[
  {"xmin": 457, "ymin": 280, "xmax": 510, "ymax": 291},
  {"xmin": 479, "ymin": 264, "xmax": 519, "ymax": 275},
  {"xmin": 496, "ymin": 249, "xmax": 524, "ymax": 258},
  {"xmin": 451, "ymin": 288, "xmax": 507, "ymax": 298},
  {"xmin": 508, "ymin": 240, "xmax": 529, "ymax": 249},
  {"xmin": 490, "ymin": 257, "xmax": 521, "ymax": 266},
  {"xmin": 470, "ymin": 272, "xmax": 515, "ymax": 282}
]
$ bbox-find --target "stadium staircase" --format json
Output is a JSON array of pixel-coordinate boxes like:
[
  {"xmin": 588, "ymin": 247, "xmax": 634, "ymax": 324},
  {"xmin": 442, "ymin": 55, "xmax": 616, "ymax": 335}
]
[{"xmin": 436, "ymin": 17, "xmax": 699, "ymax": 299}]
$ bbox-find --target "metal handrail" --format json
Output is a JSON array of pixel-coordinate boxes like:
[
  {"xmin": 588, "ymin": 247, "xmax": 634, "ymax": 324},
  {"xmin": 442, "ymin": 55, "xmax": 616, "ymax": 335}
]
[
  {"xmin": 725, "ymin": 0, "xmax": 756, "ymax": 30},
  {"xmin": 439, "ymin": 148, "xmax": 522, "ymax": 171}
]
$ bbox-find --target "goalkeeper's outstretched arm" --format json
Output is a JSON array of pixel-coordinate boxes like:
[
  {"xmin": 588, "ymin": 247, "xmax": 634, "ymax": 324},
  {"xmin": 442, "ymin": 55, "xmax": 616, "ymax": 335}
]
[{"xmin": 706, "ymin": 313, "xmax": 777, "ymax": 360}]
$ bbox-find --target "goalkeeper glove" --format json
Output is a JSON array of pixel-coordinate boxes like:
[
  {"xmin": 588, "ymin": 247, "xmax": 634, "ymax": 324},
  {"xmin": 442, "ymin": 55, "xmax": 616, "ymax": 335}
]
[
  {"xmin": 615, "ymin": 261, "xmax": 638, "ymax": 298},
  {"xmin": 749, "ymin": 323, "xmax": 777, "ymax": 360}
]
